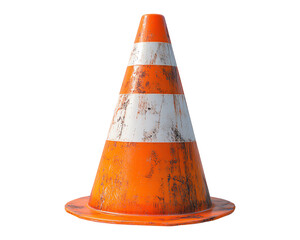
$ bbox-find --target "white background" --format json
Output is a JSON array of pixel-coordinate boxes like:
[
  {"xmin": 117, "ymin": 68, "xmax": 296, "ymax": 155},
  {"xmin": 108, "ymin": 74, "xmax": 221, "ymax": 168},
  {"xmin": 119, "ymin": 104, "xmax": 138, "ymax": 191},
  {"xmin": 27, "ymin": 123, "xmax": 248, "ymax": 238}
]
[{"xmin": 0, "ymin": 0, "xmax": 299, "ymax": 239}]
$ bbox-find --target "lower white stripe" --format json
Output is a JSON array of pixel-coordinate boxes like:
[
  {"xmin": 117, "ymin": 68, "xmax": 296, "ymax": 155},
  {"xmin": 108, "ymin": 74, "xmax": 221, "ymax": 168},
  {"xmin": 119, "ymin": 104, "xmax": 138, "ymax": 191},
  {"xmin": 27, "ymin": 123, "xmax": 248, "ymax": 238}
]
[
  {"xmin": 107, "ymin": 94, "xmax": 195, "ymax": 142},
  {"xmin": 128, "ymin": 42, "xmax": 176, "ymax": 66}
]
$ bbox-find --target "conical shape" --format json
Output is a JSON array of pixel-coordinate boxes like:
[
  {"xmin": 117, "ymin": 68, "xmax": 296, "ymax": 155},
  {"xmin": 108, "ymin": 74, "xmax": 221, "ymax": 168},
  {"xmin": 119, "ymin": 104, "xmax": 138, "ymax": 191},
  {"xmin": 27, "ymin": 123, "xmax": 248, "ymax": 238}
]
[{"xmin": 65, "ymin": 14, "xmax": 235, "ymax": 226}]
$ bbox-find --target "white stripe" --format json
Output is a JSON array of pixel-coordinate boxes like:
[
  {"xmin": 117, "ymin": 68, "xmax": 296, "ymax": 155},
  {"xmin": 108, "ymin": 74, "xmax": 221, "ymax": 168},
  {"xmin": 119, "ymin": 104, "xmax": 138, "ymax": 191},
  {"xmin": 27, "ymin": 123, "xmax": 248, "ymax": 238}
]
[
  {"xmin": 128, "ymin": 42, "xmax": 177, "ymax": 66},
  {"xmin": 107, "ymin": 94, "xmax": 195, "ymax": 142}
]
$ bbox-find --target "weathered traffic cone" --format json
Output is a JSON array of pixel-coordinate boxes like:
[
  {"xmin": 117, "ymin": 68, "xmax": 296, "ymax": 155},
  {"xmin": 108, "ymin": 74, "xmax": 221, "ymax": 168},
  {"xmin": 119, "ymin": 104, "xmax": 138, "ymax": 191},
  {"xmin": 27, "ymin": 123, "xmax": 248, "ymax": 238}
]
[{"xmin": 65, "ymin": 14, "xmax": 235, "ymax": 226}]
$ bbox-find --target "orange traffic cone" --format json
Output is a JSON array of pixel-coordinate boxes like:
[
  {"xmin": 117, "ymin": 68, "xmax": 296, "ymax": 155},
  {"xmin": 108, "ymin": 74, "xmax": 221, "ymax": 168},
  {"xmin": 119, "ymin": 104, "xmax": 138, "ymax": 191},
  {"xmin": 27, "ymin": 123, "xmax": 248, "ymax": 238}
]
[{"xmin": 65, "ymin": 14, "xmax": 235, "ymax": 226}]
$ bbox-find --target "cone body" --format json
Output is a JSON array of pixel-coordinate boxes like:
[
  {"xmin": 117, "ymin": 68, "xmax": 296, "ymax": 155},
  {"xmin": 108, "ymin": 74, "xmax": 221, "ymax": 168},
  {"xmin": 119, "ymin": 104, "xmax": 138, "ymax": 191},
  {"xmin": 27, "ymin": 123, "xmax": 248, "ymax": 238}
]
[
  {"xmin": 89, "ymin": 14, "xmax": 211, "ymax": 215},
  {"xmin": 65, "ymin": 14, "xmax": 235, "ymax": 225}
]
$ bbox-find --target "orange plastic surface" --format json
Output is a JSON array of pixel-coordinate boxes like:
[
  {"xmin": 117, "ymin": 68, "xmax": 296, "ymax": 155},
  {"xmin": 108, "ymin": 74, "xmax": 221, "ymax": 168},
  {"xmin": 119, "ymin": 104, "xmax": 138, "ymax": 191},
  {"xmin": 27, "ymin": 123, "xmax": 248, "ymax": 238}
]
[
  {"xmin": 120, "ymin": 66, "xmax": 183, "ymax": 94},
  {"xmin": 135, "ymin": 14, "xmax": 170, "ymax": 43},
  {"xmin": 89, "ymin": 141, "xmax": 211, "ymax": 215},
  {"xmin": 65, "ymin": 197, "xmax": 235, "ymax": 226}
]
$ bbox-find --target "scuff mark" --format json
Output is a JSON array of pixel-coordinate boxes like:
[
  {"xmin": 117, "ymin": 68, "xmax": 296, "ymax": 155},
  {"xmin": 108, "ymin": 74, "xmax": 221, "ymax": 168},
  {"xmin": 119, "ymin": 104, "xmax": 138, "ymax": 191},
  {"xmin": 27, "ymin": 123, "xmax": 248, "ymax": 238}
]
[
  {"xmin": 145, "ymin": 151, "xmax": 160, "ymax": 178},
  {"xmin": 143, "ymin": 127, "xmax": 158, "ymax": 142},
  {"xmin": 170, "ymin": 125, "xmax": 185, "ymax": 142}
]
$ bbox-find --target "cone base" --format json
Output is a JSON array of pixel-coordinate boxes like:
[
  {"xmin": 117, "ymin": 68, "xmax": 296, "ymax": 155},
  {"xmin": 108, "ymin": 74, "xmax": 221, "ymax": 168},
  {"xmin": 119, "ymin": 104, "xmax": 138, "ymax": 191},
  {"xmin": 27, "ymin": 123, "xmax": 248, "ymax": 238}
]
[{"xmin": 65, "ymin": 196, "xmax": 235, "ymax": 226}]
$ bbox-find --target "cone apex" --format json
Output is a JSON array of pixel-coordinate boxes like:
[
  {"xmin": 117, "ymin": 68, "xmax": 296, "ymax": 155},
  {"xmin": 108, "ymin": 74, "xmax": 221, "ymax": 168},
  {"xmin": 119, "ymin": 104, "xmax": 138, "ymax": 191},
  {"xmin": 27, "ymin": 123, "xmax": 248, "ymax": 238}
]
[
  {"xmin": 142, "ymin": 13, "xmax": 164, "ymax": 17},
  {"xmin": 135, "ymin": 14, "xmax": 170, "ymax": 43}
]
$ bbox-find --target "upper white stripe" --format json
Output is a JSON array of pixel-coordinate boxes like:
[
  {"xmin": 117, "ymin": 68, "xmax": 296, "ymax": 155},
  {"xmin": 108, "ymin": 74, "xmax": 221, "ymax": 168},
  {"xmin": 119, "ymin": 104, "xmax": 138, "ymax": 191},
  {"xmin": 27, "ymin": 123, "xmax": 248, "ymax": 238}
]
[
  {"xmin": 107, "ymin": 94, "xmax": 195, "ymax": 142},
  {"xmin": 128, "ymin": 42, "xmax": 177, "ymax": 66}
]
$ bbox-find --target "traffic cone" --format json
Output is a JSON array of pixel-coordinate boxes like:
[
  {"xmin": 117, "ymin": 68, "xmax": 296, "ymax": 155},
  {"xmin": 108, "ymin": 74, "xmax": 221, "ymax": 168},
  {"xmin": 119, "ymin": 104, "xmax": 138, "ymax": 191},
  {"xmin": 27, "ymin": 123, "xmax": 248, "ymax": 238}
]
[{"xmin": 65, "ymin": 14, "xmax": 235, "ymax": 226}]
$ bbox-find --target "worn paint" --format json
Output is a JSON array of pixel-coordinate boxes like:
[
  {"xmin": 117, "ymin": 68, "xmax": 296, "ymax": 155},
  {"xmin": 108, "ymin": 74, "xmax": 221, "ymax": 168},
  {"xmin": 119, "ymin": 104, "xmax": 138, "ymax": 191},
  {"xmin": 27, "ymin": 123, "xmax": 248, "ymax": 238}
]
[
  {"xmin": 128, "ymin": 42, "xmax": 176, "ymax": 66},
  {"xmin": 107, "ymin": 94, "xmax": 195, "ymax": 142}
]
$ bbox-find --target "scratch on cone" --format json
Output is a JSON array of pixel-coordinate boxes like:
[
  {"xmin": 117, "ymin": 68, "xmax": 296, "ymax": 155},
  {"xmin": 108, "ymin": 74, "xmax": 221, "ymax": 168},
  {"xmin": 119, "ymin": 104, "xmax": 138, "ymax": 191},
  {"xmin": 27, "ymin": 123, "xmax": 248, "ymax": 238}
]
[{"xmin": 65, "ymin": 14, "xmax": 235, "ymax": 226}]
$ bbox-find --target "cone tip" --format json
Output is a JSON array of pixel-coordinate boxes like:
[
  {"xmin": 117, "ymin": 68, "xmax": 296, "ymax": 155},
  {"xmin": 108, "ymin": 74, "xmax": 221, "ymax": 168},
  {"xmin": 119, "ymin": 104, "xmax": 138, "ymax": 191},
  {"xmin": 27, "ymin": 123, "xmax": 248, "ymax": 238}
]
[
  {"xmin": 135, "ymin": 14, "xmax": 170, "ymax": 43},
  {"xmin": 141, "ymin": 13, "xmax": 165, "ymax": 18}
]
